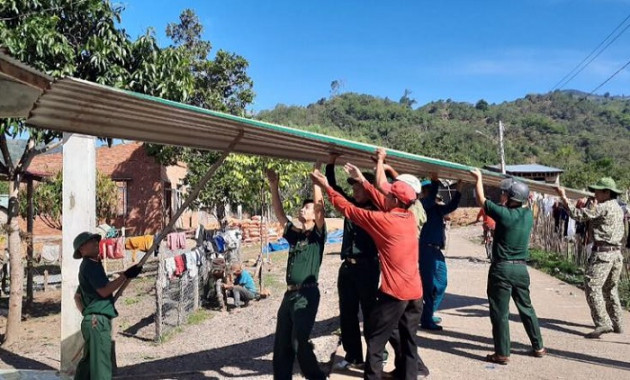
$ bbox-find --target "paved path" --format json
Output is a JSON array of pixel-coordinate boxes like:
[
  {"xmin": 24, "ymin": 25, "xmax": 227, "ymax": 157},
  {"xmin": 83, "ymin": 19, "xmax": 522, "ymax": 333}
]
[{"xmin": 331, "ymin": 226, "xmax": 630, "ymax": 379}]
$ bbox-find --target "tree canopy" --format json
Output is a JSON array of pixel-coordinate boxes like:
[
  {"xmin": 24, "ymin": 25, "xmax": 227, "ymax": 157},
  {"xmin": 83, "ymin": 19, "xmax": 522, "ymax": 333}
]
[{"xmin": 257, "ymin": 90, "xmax": 630, "ymax": 191}]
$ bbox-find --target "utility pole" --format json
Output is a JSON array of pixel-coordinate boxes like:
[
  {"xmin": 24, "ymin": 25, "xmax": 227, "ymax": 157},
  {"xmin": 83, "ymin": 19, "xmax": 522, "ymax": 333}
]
[{"xmin": 498, "ymin": 121, "xmax": 506, "ymax": 174}]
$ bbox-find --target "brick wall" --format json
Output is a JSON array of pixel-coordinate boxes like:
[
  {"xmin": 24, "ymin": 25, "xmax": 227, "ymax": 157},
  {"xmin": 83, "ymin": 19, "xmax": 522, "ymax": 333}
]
[{"xmin": 25, "ymin": 142, "xmax": 195, "ymax": 238}]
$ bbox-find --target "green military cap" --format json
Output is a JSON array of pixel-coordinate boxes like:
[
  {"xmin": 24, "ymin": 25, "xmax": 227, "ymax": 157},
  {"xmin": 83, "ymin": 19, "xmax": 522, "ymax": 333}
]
[
  {"xmin": 73, "ymin": 232, "xmax": 101, "ymax": 259},
  {"xmin": 588, "ymin": 177, "xmax": 622, "ymax": 195}
]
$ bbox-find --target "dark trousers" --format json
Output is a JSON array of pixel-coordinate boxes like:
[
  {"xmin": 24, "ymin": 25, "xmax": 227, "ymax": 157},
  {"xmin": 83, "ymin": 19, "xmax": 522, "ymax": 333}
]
[
  {"xmin": 75, "ymin": 314, "xmax": 112, "ymax": 380},
  {"xmin": 338, "ymin": 259, "xmax": 380, "ymax": 363},
  {"xmin": 273, "ymin": 287, "xmax": 326, "ymax": 380},
  {"xmin": 487, "ymin": 263, "xmax": 543, "ymax": 356},
  {"xmin": 227, "ymin": 285, "xmax": 255, "ymax": 306},
  {"xmin": 364, "ymin": 291, "xmax": 423, "ymax": 380}
]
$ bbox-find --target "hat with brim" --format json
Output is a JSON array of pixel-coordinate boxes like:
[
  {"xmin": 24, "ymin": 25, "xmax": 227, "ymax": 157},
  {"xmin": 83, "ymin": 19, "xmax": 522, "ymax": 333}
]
[
  {"xmin": 73, "ymin": 232, "xmax": 101, "ymax": 259},
  {"xmin": 390, "ymin": 181, "xmax": 417, "ymax": 206},
  {"xmin": 347, "ymin": 172, "xmax": 375, "ymax": 185},
  {"xmin": 588, "ymin": 177, "xmax": 622, "ymax": 194}
]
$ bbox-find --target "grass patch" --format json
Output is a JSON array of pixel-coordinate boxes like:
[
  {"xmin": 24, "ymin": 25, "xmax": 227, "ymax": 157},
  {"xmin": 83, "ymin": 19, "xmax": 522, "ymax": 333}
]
[
  {"xmin": 157, "ymin": 326, "xmax": 182, "ymax": 344},
  {"xmin": 529, "ymin": 249, "xmax": 630, "ymax": 309},
  {"xmin": 123, "ymin": 297, "xmax": 139, "ymax": 306},
  {"xmin": 187, "ymin": 309, "xmax": 212, "ymax": 325},
  {"xmin": 262, "ymin": 273, "xmax": 285, "ymax": 294}
]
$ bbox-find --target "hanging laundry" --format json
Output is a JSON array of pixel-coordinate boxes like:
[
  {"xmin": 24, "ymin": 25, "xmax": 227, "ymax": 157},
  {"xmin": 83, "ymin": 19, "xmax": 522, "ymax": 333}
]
[
  {"xmin": 194, "ymin": 247, "xmax": 203, "ymax": 266},
  {"xmin": 185, "ymin": 251, "xmax": 198, "ymax": 278},
  {"xmin": 213, "ymin": 235, "xmax": 226, "ymax": 253},
  {"xmin": 167, "ymin": 232, "xmax": 187, "ymax": 250},
  {"xmin": 105, "ymin": 227, "xmax": 119, "ymax": 239},
  {"xmin": 40, "ymin": 244, "xmax": 60, "ymax": 263},
  {"xmin": 125, "ymin": 235, "xmax": 154, "ymax": 262},
  {"xmin": 99, "ymin": 239, "xmax": 117, "ymax": 260},
  {"xmin": 196, "ymin": 225, "xmax": 205, "ymax": 247},
  {"xmin": 113, "ymin": 237, "xmax": 125, "ymax": 259},
  {"xmin": 164, "ymin": 257, "xmax": 176, "ymax": 280},
  {"xmin": 174, "ymin": 254, "xmax": 186, "ymax": 277}
]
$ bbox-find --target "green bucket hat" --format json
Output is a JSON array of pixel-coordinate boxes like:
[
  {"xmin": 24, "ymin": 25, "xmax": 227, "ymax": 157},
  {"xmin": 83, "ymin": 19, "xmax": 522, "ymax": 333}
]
[
  {"xmin": 73, "ymin": 232, "xmax": 101, "ymax": 259},
  {"xmin": 588, "ymin": 177, "xmax": 622, "ymax": 194}
]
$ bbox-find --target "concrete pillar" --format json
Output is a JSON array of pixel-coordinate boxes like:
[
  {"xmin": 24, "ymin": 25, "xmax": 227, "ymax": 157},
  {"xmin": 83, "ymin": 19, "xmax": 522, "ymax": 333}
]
[{"xmin": 60, "ymin": 134, "xmax": 96, "ymax": 378}]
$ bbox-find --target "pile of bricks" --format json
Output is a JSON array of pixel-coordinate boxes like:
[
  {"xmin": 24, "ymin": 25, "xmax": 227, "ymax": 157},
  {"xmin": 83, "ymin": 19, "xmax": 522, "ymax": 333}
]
[{"xmin": 230, "ymin": 216, "xmax": 282, "ymax": 244}]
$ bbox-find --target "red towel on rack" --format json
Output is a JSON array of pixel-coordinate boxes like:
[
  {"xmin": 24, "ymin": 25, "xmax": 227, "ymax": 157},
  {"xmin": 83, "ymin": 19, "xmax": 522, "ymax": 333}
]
[
  {"xmin": 99, "ymin": 239, "xmax": 107, "ymax": 259},
  {"xmin": 113, "ymin": 237, "xmax": 125, "ymax": 259},
  {"xmin": 174, "ymin": 254, "xmax": 186, "ymax": 277}
]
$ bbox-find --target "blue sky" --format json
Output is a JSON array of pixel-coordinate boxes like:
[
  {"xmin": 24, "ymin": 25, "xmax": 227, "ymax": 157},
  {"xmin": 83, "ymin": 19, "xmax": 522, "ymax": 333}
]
[{"xmin": 120, "ymin": 0, "xmax": 630, "ymax": 111}]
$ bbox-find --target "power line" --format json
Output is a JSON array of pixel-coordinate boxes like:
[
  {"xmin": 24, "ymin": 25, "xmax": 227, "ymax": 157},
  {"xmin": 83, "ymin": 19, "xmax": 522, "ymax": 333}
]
[
  {"xmin": 589, "ymin": 58, "xmax": 630, "ymax": 95},
  {"xmin": 552, "ymin": 12, "xmax": 630, "ymax": 90}
]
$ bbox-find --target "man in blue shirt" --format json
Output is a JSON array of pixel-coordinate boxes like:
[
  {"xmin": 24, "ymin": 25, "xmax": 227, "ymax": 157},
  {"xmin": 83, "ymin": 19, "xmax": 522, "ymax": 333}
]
[
  {"xmin": 420, "ymin": 177, "xmax": 463, "ymax": 330},
  {"xmin": 224, "ymin": 263, "xmax": 258, "ymax": 307}
]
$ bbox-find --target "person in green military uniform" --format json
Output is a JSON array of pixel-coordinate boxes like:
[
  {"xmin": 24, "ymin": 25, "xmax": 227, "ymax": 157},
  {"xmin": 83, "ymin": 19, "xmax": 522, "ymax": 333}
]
[
  {"xmin": 470, "ymin": 169, "xmax": 545, "ymax": 365},
  {"xmin": 73, "ymin": 232, "xmax": 142, "ymax": 380},
  {"xmin": 326, "ymin": 154, "xmax": 379, "ymax": 370},
  {"xmin": 267, "ymin": 165, "xmax": 327, "ymax": 380},
  {"xmin": 556, "ymin": 178, "xmax": 625, "ymax": 338}
]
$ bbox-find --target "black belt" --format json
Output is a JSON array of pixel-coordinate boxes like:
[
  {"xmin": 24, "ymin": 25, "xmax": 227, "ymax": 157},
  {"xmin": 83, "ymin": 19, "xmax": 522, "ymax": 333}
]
[
  {"xmin": 343, "ymin": 257, "xmax": 377, "ymax": 264},
  {"xmin": 593, "ymin": 245, "xmax": 621, "ymax": 253},
  {"xmin": 286, "ymin": 282, "xmax": 318, "ymax": 292},
  {"xmin": 493, "ymin": 259, "xmax": 527, "ymax": 265}
]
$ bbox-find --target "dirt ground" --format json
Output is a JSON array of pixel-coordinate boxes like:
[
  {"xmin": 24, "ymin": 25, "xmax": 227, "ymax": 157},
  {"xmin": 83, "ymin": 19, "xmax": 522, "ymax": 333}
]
[
  {"xmin": 0, "ymin": 220, "xmax": 346, "ymax": 379},
  {"xmin": 3, "ymin": 223, "xmax": 630, "ymax": 380}
]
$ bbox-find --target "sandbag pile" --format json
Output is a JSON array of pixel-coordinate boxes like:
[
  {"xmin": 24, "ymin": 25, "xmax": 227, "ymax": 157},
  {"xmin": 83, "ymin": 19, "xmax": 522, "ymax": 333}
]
[{"xmin": 230, "ymin": 216, "xmax": 283, "ymax": 244}]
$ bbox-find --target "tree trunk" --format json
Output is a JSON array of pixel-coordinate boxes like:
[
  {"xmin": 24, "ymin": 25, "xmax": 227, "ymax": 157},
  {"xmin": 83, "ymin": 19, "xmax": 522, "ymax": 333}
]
[
  {"xmin": 26, "ymin": 178, "xmax": 34, "ymax": 308},
  {"xmin": 2, "ymin": 179, "xmax": 23, "ymax": 346}
]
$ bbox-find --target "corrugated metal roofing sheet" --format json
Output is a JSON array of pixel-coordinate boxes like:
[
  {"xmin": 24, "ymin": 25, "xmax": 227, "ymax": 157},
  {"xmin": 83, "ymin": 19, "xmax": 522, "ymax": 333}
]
[
  {"xmin": 24, "ymin": 77, "xmax": 589, "ymax": 198},
  {"xmin": 486, "ymin": 164, "xmax": 564, "ymax": 173},
  {"xmin": 0, "ymin": 53, "xmax": 589, "ymax": 198}
]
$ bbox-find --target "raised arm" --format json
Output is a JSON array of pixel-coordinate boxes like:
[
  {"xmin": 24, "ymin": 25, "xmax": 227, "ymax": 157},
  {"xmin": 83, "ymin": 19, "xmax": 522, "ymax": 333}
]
[
  {"xmin": 440, "ymin": 180, "xmax": 463, "ymax": 215},
  {"xmin": 345, "ymin": 162, "xmax": 387, "ymax": 210},
  {"xmin": 325, "ymin": 154, "xmax": 351, "ymax": 201},
  {"xmin": 470, "ymin": 168, "xmax": 486, "ymax": 207},
  {"xmin": 310, "ymin": 169, "xmax": 380, "ymax": 234},
  {"xmin": 313, "ymin": 162, "xmax": 325, "ymax": 230},
  {"xmin": 383, "ymin": 163, "xmax": 400, "ymax": 179},
  {"xmin": 556, "ymin": 187, "xmax": 602, "ymax": 223},
  {"xmin": 374, "ymin": 148, "xmax": 390, "ymax": 194},
  {"xmin": 266, "ymin": 169, "xmax": 289, "ymax": 228}
]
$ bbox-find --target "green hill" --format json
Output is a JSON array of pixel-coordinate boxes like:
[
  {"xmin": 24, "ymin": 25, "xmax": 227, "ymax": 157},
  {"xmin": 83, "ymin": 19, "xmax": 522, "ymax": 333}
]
[{"xmin": 256, "ymin": 90, "xmax": 630, "ymax": 190}]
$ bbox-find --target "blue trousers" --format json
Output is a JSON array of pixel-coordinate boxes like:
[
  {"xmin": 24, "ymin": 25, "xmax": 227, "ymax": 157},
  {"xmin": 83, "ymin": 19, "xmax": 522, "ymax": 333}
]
[
  {"xmin": 420, "ymin": 245, "xmax": 448, "ymax": 326},
  {"xmin": 434, "ymin": 256, "xmax": 448, "ymax": 312}
]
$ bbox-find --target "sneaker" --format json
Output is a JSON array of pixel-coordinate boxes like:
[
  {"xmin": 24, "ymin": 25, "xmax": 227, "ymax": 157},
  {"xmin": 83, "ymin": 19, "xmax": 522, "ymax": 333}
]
[
  {"xmin": 613, "ymin": 325, "xmax": 624, "ymax": 334},
  {"xmin": 432, "ymin": 315, "xmax": 442, "ymax": 324}
]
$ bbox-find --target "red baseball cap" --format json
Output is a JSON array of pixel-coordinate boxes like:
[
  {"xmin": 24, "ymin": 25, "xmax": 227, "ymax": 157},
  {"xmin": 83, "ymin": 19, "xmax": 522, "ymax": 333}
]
[{"xmin": 390, "ymin": 181, "xmax": 416, "ymax": 206}]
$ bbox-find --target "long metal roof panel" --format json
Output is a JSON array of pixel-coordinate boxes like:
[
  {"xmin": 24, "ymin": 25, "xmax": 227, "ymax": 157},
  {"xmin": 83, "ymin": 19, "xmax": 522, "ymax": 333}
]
[{"xmin": 22, "ymin": 77, "xmax": 589, "ymax": 198}]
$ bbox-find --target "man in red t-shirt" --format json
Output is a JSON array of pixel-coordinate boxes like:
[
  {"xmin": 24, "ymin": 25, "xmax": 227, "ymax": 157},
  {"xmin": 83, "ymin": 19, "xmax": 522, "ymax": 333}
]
[{"xmin": 311, "ymin": 161, "xmax": 425, "ymax": 380}]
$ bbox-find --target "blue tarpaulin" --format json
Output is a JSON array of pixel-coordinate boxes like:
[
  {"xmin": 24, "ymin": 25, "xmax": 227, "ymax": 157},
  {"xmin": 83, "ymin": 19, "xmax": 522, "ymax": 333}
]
[{"xmin": 263, "ymin": 229, "xmax": 344, "ymax": 253}]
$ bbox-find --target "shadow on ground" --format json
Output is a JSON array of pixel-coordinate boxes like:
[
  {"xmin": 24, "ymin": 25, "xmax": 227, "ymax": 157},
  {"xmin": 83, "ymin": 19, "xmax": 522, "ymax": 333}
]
[
  {"xmin": 0, "ymin": 347, "xmax": 56, "ymax": 371},
  {"xmin": 116, "ymin": 316, "xmax": 339, "ymax": 379}
]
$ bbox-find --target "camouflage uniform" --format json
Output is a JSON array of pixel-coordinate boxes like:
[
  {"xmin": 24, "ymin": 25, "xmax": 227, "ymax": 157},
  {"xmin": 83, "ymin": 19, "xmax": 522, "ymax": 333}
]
[{"xmin": 568, "ymin": 199, "xmax": 624, "ymax": 331}]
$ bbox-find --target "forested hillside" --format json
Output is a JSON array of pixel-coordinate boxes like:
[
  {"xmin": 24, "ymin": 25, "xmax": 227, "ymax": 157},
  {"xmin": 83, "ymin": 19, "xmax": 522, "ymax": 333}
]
[{"xmin": 257, "ymin": 91, "xmax": 630, "ymax": 190}]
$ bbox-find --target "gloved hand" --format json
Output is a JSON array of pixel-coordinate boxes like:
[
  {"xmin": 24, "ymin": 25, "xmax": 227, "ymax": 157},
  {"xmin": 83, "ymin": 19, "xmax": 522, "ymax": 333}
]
[{"xmin": 123, "ymin": 265, "xmax": 142, "ymax": 279}]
